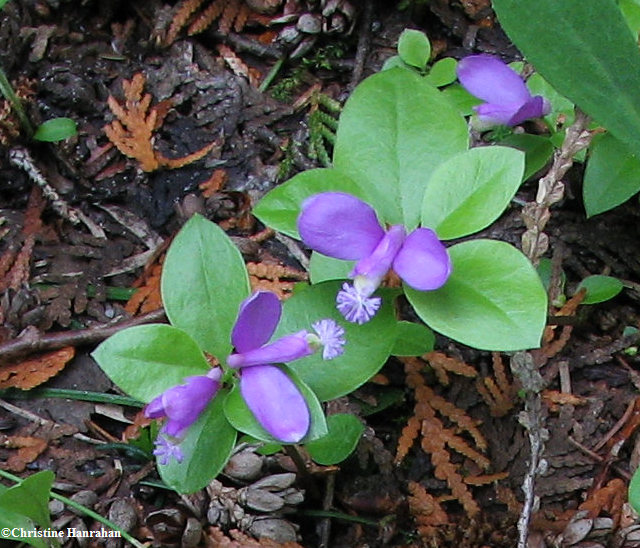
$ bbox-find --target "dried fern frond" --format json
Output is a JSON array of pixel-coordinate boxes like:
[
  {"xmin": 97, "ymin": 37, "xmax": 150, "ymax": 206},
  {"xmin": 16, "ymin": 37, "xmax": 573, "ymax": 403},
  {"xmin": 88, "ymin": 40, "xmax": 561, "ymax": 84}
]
[
  {"xmin": 408, "ymin": 481, "xmax": 449, "ymax": 537},
  {"xmin": 104, "ymin": 72, "xmax": 216, "ymax": 172},
  {"xmin": 396, "ymin": 356, "xmax": 494, "ymax": 517},
  {"xmin": 476, "ymin": 353, "xmax": 517, "ymax": 418},
  {"xmin": 425, "ymin": 351, "xmax": 478, "ymax": 385},
  {"xmin": 165, "ymin": 0, "xmax": 267, "ymax": 45}
]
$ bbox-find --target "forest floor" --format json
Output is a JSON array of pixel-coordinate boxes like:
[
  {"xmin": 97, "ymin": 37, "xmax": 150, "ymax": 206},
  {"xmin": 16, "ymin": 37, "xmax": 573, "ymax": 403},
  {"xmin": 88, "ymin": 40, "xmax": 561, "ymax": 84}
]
[{"xmin": 2, "ymin": 1, "xmax": 640, "ymax": 547}]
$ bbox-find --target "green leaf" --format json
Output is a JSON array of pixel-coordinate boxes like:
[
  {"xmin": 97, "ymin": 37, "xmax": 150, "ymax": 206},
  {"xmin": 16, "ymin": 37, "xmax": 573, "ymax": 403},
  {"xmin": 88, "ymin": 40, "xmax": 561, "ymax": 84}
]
[
  {"xmin": 500, "ymin": 134, "xmax": 554, "ymax": 180},
  {"xmin": 493, "ymin": 0, "xmax": 640, "ymax": 154},
  {"xmin": 397, "ymin": 29, "xmax": 431, "ymax": 70},
  {"xmin": 276, "ymin": 282, "xmax": 397, "ymax": 401},
  {"xmin": 620, "ymin": 0, "xmax": 640, "ymax": 34},
  {"xmin": 525, "ymin": 74, "xmax": 575, "ymax": 127},
  {"xmin": 334, "ymin": 68, "xmax": 468, "ymax": 229},
  {"xmin": 0, "ymin": 509, "xmax": 50, "ymax": 548},
  {"xmin": 583, "ymin": 133, "xmax": 640, "ymax": 216},
  {"xmin": 381, "ymin": 55, "xmax": 407, "ymax": 71},
  {"xmin": 406, "ymin": 239, "xmax": 547, "ymax": 351},
  {"xmin": 536, "ymin": 257, "xmax": 566, "ymax": 294},
  {"xmin": 0, "ymin": 471, "xmax": 54, "ymax": 528},
  {"xmin": 309, "ymin": 252, "xmax": 354, "ymax": 284},
  {"xmin": 421, "ymin": 147, "xmax": 525, "ymax": 239},
  {"xmin": 441, "ymin": 84, "xmax": 482, "ymax": 116},
  {"xmin": 630, "ymin": 465, "xmax": 640, "ymax": 513},
  {"xmin": 33, "ymin": 117, "xmax": 77, "ymax": 142},
  {"xmin": 223, "ymin": 366, "xmax": 327, "ymax": 443},
  {"xmin": 424, "ymin": 57, "xmax": 458, "ymax": 87},
  {"xmin": 306, "ymin": 414, "xmax": 364, "ymax": 465},
  {"xmin": 254, "ymin": 169, "xmax": 362, "ymax": 238},
  {"xmin": 577, "ymin": 275, "xmax": 624, "ymax": 304},
  {"xmin": 391, "ymin": 321, "xmax": 435, "ymax": 356},
  {"xmin": 161, "ymin": 214, "xmax": 250, "ymax": 357},
  {"xmin": 92, "ymin": 324, "xmax": 210, "ymax": 402},
  {"xmin": 159, "ymin": 391, "xmax": 236, "ymax": 493},
  {"xmin": 0, "ymin": 0, "xmax": 10, "ymax": 10}
]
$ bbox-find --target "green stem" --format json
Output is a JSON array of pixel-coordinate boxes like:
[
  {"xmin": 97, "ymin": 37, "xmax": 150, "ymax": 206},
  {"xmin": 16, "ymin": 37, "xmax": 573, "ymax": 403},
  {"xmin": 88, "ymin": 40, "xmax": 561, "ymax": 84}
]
[
  {"xmin": 0, "ymin": 469, "xmax": 145, "ymax": 548},
  {"xmin": 0, "ymin": 66, "xmax": 33, "ymax": 137},
  {"xmin": 259, "ymin": 57, "xmax": 286, "ymax": 93},
  {"xmin": 0, "ymin": 388, "xmax": 144, "ymax": 408}
]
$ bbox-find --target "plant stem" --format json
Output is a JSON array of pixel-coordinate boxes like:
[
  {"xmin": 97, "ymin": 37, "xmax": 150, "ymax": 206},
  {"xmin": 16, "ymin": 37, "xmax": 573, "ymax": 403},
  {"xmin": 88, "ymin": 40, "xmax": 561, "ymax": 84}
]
[
  {"xmin": 0, "ymin": 469, "xmax": 145, "ymax": 548},
  {"xmin": 0, "ymin": 387, "xmax": 144, "ymax": 408},
  {"xmin": 0, "ymin": 66, "xmax": 33, "ymax": 136}
]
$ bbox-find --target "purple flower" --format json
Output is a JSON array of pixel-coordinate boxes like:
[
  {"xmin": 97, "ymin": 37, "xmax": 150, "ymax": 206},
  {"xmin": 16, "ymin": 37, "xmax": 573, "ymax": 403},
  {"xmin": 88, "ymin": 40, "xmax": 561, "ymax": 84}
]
[
  {"xmin": 145, "ymin": 367, "xmax": 222, "ymax": 464},
  {"xmin": 227, "ymin": 291, "xmax": 345, "ymax": 443},
  {"xmin": 456, "ymin": 54, "xmax": 551, "ymax": 127},
  {"xmin": 298, "ymin": 192, "xmax": 452, "ymax": 325}
]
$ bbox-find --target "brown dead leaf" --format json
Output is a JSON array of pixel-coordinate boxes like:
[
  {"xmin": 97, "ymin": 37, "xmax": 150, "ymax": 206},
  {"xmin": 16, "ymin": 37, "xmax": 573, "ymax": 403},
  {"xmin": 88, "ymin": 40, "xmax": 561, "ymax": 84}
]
[
  {"xmin": 1, "ymin": 435, "xmax": 48, "ymax": 472},
  {"xmin": 199, "ymin": 168, "xmax": 228, "ymax": 198},
  {"xmin": 0, "ymin": 347, "xmax": 75, "ymax": 389}
]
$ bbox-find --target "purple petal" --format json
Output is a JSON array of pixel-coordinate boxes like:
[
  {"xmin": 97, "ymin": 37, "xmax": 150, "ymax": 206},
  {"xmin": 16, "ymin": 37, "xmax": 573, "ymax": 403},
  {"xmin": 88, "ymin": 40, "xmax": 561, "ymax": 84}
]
[
  {"xmin": 240, "ymin": 365, "xmax": 310, "ymax": 443},
  {"xmin": 161, "ymin": 375, "xmax": 219, "ymax": 437},
  {"xmin": 227, "ymin": 332, "xmax": 313, "ymax": 368},
  {"xmin": 508, "ymin": 95, "xmax": 551, "ymax": 126},
  {"xmin": 145, "ymin": 395, "xmax": 166, "ymax": 419},
  {"xmin": 351, "ymin": 225, "xmax": 406, "ymax": 284},
  {"xmin": 474, "ymin": 102, "xmax": 521, "ymax": 126},
  {"xmin": 232, "ymin": 291, "xmax": 281, "ymax": 352},
  {"xmin": 457, "ymin": 55, "xmax": 531, "ymax": 106},
  {"xmin": 297, "ymin": 192, "xmax": 385, "ymax": 260},
  {"xmin": 393, "ymin": 228, "xmax": 452, "ymax": 291}
]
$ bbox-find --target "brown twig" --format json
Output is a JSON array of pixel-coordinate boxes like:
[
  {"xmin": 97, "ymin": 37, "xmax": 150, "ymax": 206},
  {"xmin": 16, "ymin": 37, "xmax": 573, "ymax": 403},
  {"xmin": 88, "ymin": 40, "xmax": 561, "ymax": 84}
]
[
  {"xmin": 0, "ymin": 309, "xmax": 167, "ymax": 366},
  {"xmin": 347, "ymin": 0, "xmax": 373, "ymax": 92},
  {"xmin": 521, "ymin": 109, "xmax": 593, "ymax": 265}
]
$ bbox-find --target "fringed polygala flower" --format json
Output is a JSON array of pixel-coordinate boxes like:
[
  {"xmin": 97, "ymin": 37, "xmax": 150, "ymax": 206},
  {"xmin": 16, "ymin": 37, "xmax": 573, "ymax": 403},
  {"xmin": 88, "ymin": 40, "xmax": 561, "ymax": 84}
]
[
  {"xmin": 145, "ymin": 368, "xmax": 222, "ymax": 464},
  {"xmin": 298, "ymin": 192, "xmax": 452, "ymax": 325},
  {"xmin": 227, "ymin": 291, "xmax": 345, "ymax": 443},
  {"xmin": 456, "ymin": 54, "xmax": 551, "ymax": 127}
]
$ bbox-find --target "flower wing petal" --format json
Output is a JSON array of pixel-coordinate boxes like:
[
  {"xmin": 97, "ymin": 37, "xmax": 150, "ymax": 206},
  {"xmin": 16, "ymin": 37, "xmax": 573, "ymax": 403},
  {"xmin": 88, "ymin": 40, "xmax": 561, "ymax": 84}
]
[
  {"xmin": 508, "ymin": 95, "xmax": 551, "ymax": 126},
  {"xmin": 297, "ymin": 192, "xmax": 385, "ymax": 260},
  {"xmin": 240, "ymin": 365, "xmax": 310, "ymax": 443},
  {"xmin": 393, "ymin": 228, "xmax": 452, "ymax": 291},
  {"xmin": 232, "ymin": 291, "xmax": 281, "ymax": 352},
  {"xmin": 474, "ymin": 102, "xmax": 520, "ymax": 126},
  {"xmin": 457, "ymin": 55, "xmax": 531, "ymax": 106},
  {"xmin": 161, "ymin": 375, "xmax": 219, "ymax": 437}
]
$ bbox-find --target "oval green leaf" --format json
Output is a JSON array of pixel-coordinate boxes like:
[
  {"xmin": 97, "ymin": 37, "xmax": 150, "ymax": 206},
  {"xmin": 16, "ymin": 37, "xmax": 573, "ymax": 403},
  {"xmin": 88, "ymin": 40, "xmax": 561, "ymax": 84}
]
[
  {"xmin": 421, "ymin": 147, "xmax": 525, "ymax": 239},
  {"xmin": 306, "ymin": 414, "xmax": 364, "ymax": 465},
  {"xmin": 254, "ymin": 168, "xmax": 362, "ymax": 238},
  {"xmin": 159, "ymin": 391, "xmax": 236, "ymax": 493},
  {"xmin": 397, "ymin": 29, "xmax": 431, "ymax": 70},
  {"xmin": 405, "ymin": 239, "xmax": 547, "ymax": 351},
  {"xmin": 493, "ymin": 0, "xmax": 640, "ymax": 155},
  {"xmin": 424, "ymin": 57, "xmax": 458, "ymax": 87},
  {"xmin": 391, "ymin": 321, "xmax": 435, "ymax": 356},
  {"xmin": 501, "ymin": 134, "xmax": 554, "ymax": 181},
  {"xmin": 0, "ymin": 471, "xmax": 54, "ymax": 528},
  {"xmin": 334, "ymin": 68, "xmax": 468, "ymax": 229},
  {"xmin": 309, "ymin": 252, "xmax": 354, "ymax": 284},
  {"xmin": 577, "ymin": 275, "xmax": 623, "ymax": 304},
  {"xmin": 275, "ymin": 281, "xmax": 397, "ymax": 401},
  {"xmin": 92, "ymin": 324, "xmax": 209, "ymax": 402},
  {"xmin": 223, "ymin": 366, "xmax": 327, "ymax": 443},
  {"xmin": 583, "ymin": 133, "xmax": 640, "ymax": 217},
  {"xmin": 33, "ymin": 117, "xmax": 77, "ymax": 142},
  {"xmin": 161, "ymin": 214, "xmax": 250, "ymax": 358}
]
